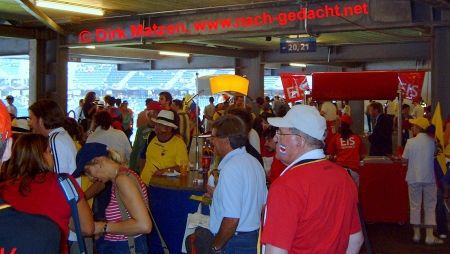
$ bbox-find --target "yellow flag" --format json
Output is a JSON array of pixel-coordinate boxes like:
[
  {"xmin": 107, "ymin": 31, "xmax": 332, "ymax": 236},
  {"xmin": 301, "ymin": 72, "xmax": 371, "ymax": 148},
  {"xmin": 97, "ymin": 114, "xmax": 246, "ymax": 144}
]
[{"xmin": 432, "ymin": 102, "xmax": 447, "ymax": 174}]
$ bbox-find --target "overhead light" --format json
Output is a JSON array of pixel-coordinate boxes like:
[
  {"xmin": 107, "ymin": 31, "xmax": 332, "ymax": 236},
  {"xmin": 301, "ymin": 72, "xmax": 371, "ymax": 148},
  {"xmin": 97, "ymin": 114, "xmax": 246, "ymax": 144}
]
[
  {"xmin": 159, "ymin": 51, "xmax": 190, "ymax": 57},
  {"xmin": 36, "ymin": 0, "xmax": 104, "ymax": 16},
  {"xmin": 288, "ymin": 34, "xmax": 312, "ymax": 38},
  {"xmin": 289, "ymin": 63, "xmax": 307, "ymax": 68},
  {"xmin": 85, "ymin": 45, "xmax": 96, "ymax": 49}
]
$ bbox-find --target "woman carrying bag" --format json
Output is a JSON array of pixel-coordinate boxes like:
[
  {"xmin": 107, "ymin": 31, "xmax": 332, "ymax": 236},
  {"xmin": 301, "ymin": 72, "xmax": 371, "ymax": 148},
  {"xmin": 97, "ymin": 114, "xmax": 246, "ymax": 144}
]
[
  {"xmin": 75, "ymin": 142, "xmax": 152, "ymax": 254},
  {"xmin": 0, "ymin": 134, "xmax": 94, "ymax": 254}
]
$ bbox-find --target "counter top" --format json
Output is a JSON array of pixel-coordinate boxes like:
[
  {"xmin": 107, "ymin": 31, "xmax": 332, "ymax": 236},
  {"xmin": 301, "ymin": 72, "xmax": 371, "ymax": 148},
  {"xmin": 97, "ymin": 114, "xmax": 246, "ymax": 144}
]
[
  {"xmin": 363, "ymin": 156, "xmax": 404, "ymax": 164},
  {"xmin": 149, "ymin": 170, "xmax": 206, "ymax": 191}
]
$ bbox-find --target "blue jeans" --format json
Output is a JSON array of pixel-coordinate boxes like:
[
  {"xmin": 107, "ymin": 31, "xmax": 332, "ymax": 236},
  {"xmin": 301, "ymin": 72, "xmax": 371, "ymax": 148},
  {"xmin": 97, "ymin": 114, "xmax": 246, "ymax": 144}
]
[
  {"xmin": 222, "ymin": 230, "xmax": 258, "ymax": 254},
  {"xmin": 96, "ymin": 235, "xmax": 149, "ymax": 254}
]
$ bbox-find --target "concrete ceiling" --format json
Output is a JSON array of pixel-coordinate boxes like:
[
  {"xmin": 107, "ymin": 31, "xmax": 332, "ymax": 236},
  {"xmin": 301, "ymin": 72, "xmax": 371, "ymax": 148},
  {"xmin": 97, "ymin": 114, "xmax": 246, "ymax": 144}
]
[{"xmin": 0, "ymin": 0, "xmax": 281, "ymax": 25}]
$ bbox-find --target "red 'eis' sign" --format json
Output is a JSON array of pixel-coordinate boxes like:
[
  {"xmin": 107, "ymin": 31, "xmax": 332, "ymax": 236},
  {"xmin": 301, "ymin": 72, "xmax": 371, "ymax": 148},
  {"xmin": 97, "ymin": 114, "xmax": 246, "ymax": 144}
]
[
  {"xmin": 398, "ymin": 72, "xmax": 425, "ymax": 102},
  {"xmin": 280, "ymin": 73, "xmax": 309, "ymax": 103}
]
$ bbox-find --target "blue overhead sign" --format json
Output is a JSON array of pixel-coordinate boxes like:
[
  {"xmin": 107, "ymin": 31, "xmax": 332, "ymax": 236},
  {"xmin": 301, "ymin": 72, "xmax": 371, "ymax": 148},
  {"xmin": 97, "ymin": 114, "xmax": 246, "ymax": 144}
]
[{"xmin": 280, "ymin": 37, "xmax": 316, "ymax": 53}]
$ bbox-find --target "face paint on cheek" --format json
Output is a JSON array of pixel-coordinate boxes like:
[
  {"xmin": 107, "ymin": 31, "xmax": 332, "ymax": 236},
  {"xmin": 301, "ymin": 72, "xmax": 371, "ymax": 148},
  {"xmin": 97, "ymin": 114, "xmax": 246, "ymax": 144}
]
[{"xmin": 278, "ymin": 143, "xmax": 287, "ymax": 155}]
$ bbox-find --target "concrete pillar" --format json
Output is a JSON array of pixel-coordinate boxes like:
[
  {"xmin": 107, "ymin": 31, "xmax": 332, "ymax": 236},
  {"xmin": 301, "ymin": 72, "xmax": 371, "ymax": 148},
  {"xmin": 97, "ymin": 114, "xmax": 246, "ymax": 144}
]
[
  {"xmin": 349, "ymin": 100, "xmax": 365, "ymax": 135},
  {"xmin": 29, "ymin": 39, "xmax": 45, "ymax": 104},
  {"xmin": 431, "ymin": 26, "xmax": 450, "ymax": 119},
  {"xmin": 235, "ymin": 55, "xmax": 264, "ymax": 100},
  {"xmin": 55, "ymin": 36, "xmax": 69, "ymax": 113},
  {"xmin": 29, "ymin": 35, "xmax": 68, "ymax": 112}
]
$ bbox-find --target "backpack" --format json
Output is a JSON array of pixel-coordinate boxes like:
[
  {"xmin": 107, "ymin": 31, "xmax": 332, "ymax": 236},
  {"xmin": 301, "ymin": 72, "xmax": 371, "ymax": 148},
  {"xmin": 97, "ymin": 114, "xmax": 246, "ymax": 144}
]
[{"xmin": 185, "ymin": 227, "xmax": 214, "ymax": 254}]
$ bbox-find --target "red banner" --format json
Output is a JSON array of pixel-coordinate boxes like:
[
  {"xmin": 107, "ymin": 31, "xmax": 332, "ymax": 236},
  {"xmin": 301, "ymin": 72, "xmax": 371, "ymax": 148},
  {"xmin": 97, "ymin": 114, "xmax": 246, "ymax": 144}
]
[
  {"xmin": 398, "ymin": 71, "xmax": 425, "ymax": 102},
  {"xmin": 311, "ymin": 71, "xmax": 399, "ymax": 100},
  {"xmin": 280, "ymin": 73, "xmax": 309, "ymax": 103}
]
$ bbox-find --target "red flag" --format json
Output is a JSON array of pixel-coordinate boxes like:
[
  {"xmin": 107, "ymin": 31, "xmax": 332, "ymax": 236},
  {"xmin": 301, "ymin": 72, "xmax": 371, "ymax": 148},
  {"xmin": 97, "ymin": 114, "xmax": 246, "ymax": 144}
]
[
  {"xmin": 280, "ymin": 73, "xmax": 309, "ymax": 103},
  {"xmin": 398, "ymin": 71, "xmax": 425, "ymax": 102}
]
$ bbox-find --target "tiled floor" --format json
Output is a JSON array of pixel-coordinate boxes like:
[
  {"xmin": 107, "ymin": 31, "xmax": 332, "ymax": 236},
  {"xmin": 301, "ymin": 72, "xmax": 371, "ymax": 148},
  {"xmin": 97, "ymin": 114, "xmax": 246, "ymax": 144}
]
[
  {"xmin": 360, "ymin": 200, "xmax": 450, "ymax": 254},
  {"xmin": 360, "ymin": 222, "xmax": 450, "ymax": 254}
]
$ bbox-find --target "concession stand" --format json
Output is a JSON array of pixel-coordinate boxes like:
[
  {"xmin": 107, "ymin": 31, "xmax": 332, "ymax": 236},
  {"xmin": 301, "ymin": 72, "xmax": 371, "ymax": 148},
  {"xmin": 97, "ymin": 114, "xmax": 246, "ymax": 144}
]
[
  {"xmin": 311, "ymin": 71, "xmax": 409, "ymax": 224},
  {"xmin": 148, "ymin": 75, "xmax": 249, "ymax": 254},
  {"xmin": 148, "ymin": 171, "xmax": 208, "ymax": 253}
]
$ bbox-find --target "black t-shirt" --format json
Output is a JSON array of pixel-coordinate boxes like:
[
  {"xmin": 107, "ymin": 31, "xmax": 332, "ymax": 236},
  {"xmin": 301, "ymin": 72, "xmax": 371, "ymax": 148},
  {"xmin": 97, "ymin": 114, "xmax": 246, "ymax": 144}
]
[
  {"xmin": 0, "ymin": 199, "xmax": 60, "ymax": 254},
  {"xmin": 82, "ymin": 102, "xmax": 96, "ymax": 120},
  {"xmin": 245, "ymin": 141, "xmax": 264, "ymax": 167}
]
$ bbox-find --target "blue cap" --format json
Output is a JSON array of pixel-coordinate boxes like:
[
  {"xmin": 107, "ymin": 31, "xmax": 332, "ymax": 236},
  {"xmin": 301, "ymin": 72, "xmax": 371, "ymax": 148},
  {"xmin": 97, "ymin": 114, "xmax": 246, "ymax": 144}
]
[{"xmin": 73, "ymin": 143, "xmax": 108, "ymax": 178}]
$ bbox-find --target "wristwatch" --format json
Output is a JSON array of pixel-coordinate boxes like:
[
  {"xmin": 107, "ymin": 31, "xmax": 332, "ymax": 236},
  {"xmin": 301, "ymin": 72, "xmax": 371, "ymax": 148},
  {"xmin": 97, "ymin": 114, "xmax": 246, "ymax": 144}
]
[
  {"xmin": 211, "ymin": 246, "xmax": 221, "ymax": 253},
  {"xmin": 103, "ymin": 222, "xmax": 108, "ymax": 235}
]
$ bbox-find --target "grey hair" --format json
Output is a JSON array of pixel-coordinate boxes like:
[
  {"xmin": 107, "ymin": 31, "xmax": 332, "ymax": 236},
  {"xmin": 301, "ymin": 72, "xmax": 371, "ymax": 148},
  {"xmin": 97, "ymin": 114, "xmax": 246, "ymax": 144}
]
[{"xmin": 289, "ymin": 128, "xmax": 325, "ymax": 149}]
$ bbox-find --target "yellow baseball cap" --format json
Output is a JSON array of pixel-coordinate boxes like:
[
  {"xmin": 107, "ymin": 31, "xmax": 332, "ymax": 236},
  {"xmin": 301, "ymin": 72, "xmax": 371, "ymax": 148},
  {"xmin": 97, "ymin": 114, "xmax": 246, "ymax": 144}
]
[{"xmin": 409, "ymin": 117, "xmax": 430, "ymax": 130}]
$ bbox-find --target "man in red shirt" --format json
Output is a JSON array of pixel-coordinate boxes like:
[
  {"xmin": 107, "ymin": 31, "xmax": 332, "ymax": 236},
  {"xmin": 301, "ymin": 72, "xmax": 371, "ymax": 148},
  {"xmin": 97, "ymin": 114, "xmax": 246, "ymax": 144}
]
[{"xmin": 262, "ymin": 105, "xmax": 363, "ymax": 254}]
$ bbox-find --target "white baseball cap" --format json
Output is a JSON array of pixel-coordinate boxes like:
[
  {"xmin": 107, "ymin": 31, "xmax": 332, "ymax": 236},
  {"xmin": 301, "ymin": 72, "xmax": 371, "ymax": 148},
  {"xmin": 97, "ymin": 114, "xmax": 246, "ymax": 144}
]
[{"xmin": 268, "ymin": 105, "xmax": 326, "ymax": 141}]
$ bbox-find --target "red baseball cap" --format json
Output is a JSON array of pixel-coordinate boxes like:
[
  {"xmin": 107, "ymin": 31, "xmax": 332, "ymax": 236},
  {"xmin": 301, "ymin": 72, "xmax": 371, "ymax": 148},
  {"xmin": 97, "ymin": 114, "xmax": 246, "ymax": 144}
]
[
  {"xmin": 147, "ymin": 101, "xmax": 162, "ymax": 111},
  {"xmin": 340, "ymin": 114, "xmax": 352, "ymax": 125}
]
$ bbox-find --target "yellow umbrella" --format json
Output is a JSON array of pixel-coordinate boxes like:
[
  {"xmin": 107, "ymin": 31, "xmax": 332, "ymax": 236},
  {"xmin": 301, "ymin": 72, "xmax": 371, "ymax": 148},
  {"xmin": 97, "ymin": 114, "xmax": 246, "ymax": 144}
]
[{"xmin": 209, "ymin": 75, "xmax": 249, "ymax": 96}]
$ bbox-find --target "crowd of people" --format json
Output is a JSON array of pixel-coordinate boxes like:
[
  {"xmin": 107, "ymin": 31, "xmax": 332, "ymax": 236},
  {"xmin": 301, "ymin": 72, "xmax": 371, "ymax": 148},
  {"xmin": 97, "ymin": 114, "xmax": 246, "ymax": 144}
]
[{"xmin": 0, "ymin": 90, "xmax": 449, "ymax": 253}]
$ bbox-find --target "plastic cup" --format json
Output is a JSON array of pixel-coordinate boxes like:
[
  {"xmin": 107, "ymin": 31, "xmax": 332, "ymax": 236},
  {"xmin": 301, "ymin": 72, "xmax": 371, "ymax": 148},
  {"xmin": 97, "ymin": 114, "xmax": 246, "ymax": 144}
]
[
  {"xmin": 201, "ymin": 156, "xmax": 212, "ymax": 172},
  {"xmin": 179, "ymin": 161, "xmax": 189, "ymax": 176}
]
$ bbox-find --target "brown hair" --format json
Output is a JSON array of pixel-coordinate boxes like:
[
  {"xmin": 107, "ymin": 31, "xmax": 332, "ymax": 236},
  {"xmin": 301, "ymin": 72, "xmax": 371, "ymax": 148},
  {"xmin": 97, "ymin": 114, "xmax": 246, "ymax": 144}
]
[
  {"xmin": 226, "ymin": 108, "xmax": 253, "ymax": 133},
  {"xmin": 369, "ymin": 102, "xmax": 383, "ymax": 114},
  {"xmin": 84, "ymin": 91, "xmax": 96, "ymax": 104},
  {"xmin": 94, "ymin": 111, "xmax": 112, "ymax": 130},
  {"xmin": 212, "ymin": 115, "xmax": 247, "ymax": 149},
  {"xmin": 64, "ymin": 117, "xmax": 82, "ymax": 143},
  {"xmin": 29, "ymin": 99, "xmax": 64, "ymax": 129},
  {"xmin": 159, "ymin": 91, "xmax": 173, "ymax": 105},
  {"xmin": 2, "ymin": 134, "xmax": 52, "ymax": 196}
]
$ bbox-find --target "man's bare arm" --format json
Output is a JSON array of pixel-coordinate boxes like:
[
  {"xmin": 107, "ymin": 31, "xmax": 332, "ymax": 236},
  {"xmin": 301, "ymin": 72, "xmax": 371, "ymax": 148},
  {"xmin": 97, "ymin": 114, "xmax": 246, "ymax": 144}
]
[
  {"xmin": 212, "ymin": 217, "xmax": 239, "ymax": 250},
  {"xmin": 265, "ymin": 244, "xmax": 288, "ymax": 254}
]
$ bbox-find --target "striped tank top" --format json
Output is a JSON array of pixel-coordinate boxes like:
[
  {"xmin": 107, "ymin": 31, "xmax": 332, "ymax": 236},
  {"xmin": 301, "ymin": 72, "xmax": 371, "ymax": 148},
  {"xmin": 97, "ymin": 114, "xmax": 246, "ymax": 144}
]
[{"xmin": 105, "ymin": 167, "xmax": 149, "ymax": 241}]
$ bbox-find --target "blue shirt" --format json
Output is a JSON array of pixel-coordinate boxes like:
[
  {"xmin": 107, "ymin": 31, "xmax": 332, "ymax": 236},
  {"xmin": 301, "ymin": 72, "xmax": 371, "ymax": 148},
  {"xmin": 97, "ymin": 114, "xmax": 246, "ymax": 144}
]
[{"xmin": 210, "ymin": 147, "xmax": 268, "ymax": 234}]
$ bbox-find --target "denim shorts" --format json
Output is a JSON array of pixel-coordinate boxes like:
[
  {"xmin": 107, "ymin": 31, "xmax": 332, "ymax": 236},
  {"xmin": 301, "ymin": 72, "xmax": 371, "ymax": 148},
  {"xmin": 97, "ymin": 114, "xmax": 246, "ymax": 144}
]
[{"xmin": 96, "ymin": 235, "xmax": 149, "ymax": 254}]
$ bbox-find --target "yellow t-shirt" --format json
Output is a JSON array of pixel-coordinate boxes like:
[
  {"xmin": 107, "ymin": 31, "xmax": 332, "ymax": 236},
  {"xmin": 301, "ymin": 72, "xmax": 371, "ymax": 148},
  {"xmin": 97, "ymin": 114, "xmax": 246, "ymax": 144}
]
[
  {"xmin": 140, "ymin": 135, "xmax": 188, "ymax": 184},
  {"xmin": 71, "ymin": 139, "xmax": 94, "ymax": 207}
]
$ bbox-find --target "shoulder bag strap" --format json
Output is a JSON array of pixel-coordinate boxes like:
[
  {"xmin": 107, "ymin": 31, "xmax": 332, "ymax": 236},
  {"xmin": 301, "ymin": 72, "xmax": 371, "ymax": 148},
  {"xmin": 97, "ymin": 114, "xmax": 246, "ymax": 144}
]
[
  {"xmin": 115, "ymin": 186, "xmax": 137, "ymax": 254},
  {"xmin": 116, "ymin": 171, "xmax": 170, "ymax": 254},
  {"xmin": 148, "ymin": 204, "xmax": 170, "ymax": 254},
  {"xmin": 57, "ymin": 173, "xmax": 87, "ymax": 254},
  {"xmin": 129, "ymin": 172, "xmax": 170, "ymax": 254}
]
